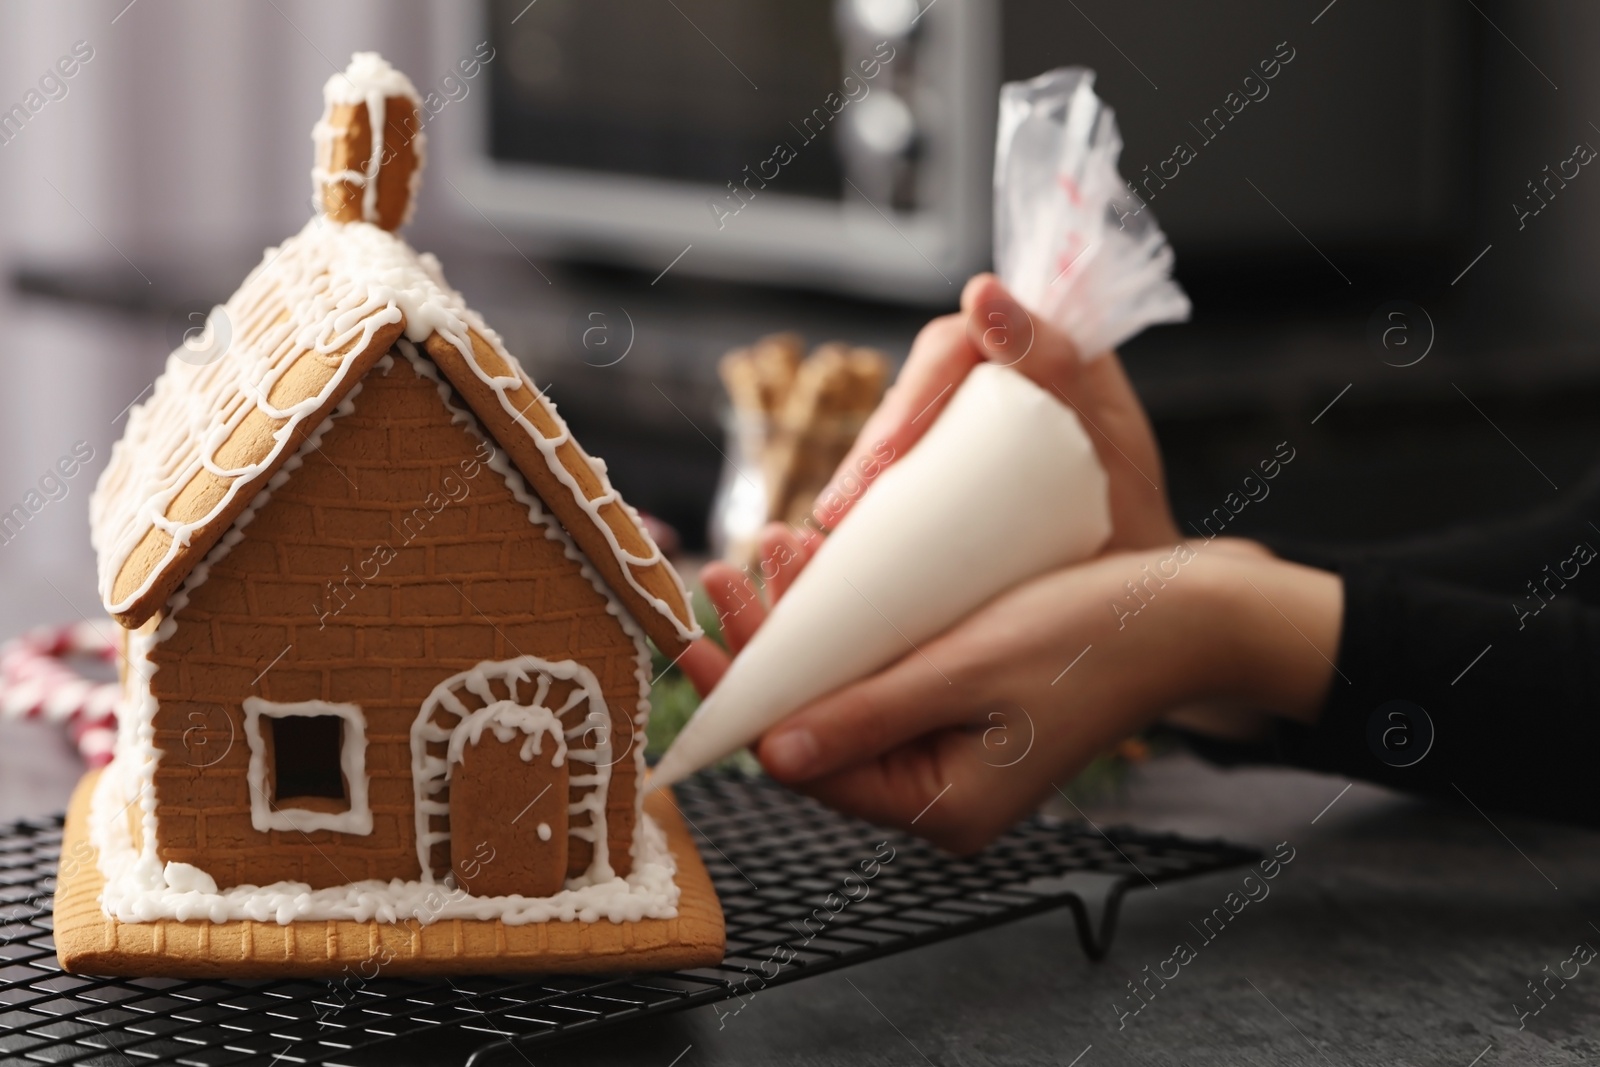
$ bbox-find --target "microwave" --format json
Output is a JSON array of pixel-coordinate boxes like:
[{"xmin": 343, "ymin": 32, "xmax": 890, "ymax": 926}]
[
  {"xmin": 434, "ymin": 0, "xmax": 1479, "ymax": 308},
  {"xmin": 435, "ymin": 0, "xmax": 999, "ymax": 304}
]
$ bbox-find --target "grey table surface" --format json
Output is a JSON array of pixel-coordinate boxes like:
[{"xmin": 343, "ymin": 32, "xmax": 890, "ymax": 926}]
[{"xmin": 6, "ymin": 721, "xmax": 1598, "ymax": 1066}]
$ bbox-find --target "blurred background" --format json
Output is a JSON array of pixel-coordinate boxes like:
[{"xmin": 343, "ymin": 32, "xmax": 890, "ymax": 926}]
[{"xmin": 0, "ymin": 0, "xmax": 1597, "ymax": 644}]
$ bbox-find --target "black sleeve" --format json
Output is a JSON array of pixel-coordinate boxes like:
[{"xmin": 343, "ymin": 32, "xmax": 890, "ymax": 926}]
[
  {"xmin": 1180, "ymin": 461, "xmax": 1600, "ymax": 825},
  {"xmin": 1266, "ymin": 461, "xmax": 1600, "ymax": 603},
  {"xmin": 1183, "ymin": 558, "xmax": 1600, "ymax": 828}
]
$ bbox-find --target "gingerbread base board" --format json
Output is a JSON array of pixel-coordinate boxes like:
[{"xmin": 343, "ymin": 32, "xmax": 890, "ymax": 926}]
[{"xmin": 52, "ymin": 771, "xmax": 725, "ymax": 978}]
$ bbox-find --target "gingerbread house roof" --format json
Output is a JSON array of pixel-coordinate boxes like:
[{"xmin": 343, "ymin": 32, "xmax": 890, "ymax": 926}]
[{"xmin": 88, "ymin": 54, "xmax": 700, "ymax": 657}]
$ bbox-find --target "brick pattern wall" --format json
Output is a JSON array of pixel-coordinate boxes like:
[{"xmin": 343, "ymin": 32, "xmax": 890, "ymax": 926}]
[{"xmin": 147, "ymin": 354, "xmax": 645, "ymax": 891}]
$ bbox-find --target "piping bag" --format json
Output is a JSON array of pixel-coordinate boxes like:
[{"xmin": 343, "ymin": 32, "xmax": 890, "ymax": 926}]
[{"xmin": 650, "ymin": 68, "xmax": 1190, "ymax": 791}]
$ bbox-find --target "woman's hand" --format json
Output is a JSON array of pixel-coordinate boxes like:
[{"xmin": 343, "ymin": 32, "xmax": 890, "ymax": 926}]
[
  {"xmin": 812, "ymin": 273, "xmax": 1179, "ymax": 552},
  {"xmin": 673, "ymin": 274, "xmax": 1341, "ymax": 855},
  {"xmin": 680, "ymin": 271, "xmax": 1182, "ymax": 699},
  {"xmin": 687, "ymin": 542, "xmax": 1342, "ymax": 854}
]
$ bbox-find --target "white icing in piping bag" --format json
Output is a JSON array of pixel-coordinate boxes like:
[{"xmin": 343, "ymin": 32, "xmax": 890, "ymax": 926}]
[
  {"xmin": 650, "ymin": 66, "xmax": 1188, "ymax": 791},
  {"xmin": 650, "ymin": 363, "xmax": 1110, "ymax": 789}
]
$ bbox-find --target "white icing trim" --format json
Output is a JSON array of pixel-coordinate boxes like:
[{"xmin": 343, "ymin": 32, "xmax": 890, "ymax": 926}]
[
  {"xmin": 447, "ymin": 702, "xmax": 568, "ymax": 769},
  {"xmin": 89, "ymin": 764, "xmax": 679, "ymax": 926},
  {"xmin": 323, "ymin": 51, "xmax": 421, "ymax": 106},
  {"xmin": 162, "ymin": 861, "xmax": 217, "ymax": 895},
  {"xmin": 242, "ymin": 698, "xmax": 372, "ymax": 836},
  {"xmin": 414, "ymin": 656, "xmax": 607, "ymax": 882}
]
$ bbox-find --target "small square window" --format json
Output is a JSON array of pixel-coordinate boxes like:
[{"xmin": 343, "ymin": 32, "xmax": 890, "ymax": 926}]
[
  {"xmin": 270, "ymin": 714, "xmax": 348, "ymax": 803},
  {"xmin": 243, "ymin": 699, "xmax": 372, "ymax": 835}
]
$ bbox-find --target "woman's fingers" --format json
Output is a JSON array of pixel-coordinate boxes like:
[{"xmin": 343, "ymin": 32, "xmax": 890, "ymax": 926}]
[
  {"xmin": 698, "ymin": 560, "xmax": 767, "ymax": 655},
  {"xmin": 756, "ymin": 523, "xmax": 810, "ymax": 604},
  {"xmin": 688, "ymin": 524, "xmax": 813, "ymax": 699},
  {"xmin": 793, "ymin": 731, "xmax": 971, "ymax": 845},
  {"xmin": 675, "ymin": 638, "xmax": 731, "ymax": 699},
  {"xmin": 756, "ymin": 638, "xmax": 978, "ymax": 783},
  {"xmin": 811, "ymin": 314, "xmax": 981, "ymax": 529},
  {"xmin": 795, "ymin": 523, "xmax": 825, "ymax": 561},
  {"xmin": 791, "ymin": 732, "xmax": 1039, "ymax": 855}
]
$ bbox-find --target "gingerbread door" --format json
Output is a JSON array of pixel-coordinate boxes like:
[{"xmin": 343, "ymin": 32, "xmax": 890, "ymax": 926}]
[
  {"xmin": 448, "ymin": 710, "xmax": 568, "ymax": 897},
  {"xmin": 411, "ymin": 656, "xmax": 616, "ymax": 896}
]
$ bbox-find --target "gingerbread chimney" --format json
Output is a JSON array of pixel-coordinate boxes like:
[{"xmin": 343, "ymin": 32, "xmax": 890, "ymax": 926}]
[{"xmin": 312, "ymin": 52, "xmax": 424, "ymax": 231}]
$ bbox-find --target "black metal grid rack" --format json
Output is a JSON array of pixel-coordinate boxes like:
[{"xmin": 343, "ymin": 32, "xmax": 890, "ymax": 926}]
[{"xmin": 1, "ymin": 772, "xmax": 1258, "ymax": 1066}]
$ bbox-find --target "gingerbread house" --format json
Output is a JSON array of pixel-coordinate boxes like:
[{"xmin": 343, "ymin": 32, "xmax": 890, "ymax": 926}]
[{"xmin": 54, "ymin": 53, "xmax": 723, "ymax": 977}]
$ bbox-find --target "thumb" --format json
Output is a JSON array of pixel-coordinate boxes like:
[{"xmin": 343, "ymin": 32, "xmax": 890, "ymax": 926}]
[
  {"xmin": 961, "ymin": 272, "xmax": 1085, "ymax": 395},
  {"xmin": 756, "ymin": 643, "xmax": 975, "ymax": 782}
]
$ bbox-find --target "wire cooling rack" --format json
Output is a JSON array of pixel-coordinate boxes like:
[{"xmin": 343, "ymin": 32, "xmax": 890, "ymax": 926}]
[{"xmin": 1, "ymin": 771, "xmax": 1258, "ymax": 1066}]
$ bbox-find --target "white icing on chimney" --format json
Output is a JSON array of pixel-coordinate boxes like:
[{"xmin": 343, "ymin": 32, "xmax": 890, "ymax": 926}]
[
  {"xmin": 323, "ymin": 51, "xmax": 420, "ymax": 106},
  {"xmin": 311, "ymin": 52, "xmax": 426, "ymax": 227}
]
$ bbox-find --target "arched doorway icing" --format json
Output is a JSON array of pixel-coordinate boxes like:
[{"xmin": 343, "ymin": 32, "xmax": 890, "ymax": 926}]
[{"xmin": 410, "ymin": 655, "xmax": 615, "ymax": 887}]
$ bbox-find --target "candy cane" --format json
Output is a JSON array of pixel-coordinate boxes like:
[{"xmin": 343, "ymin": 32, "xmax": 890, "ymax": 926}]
[{"xmin": 0, "ymin": 621, "xmax": 121, "ymax": 766}]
